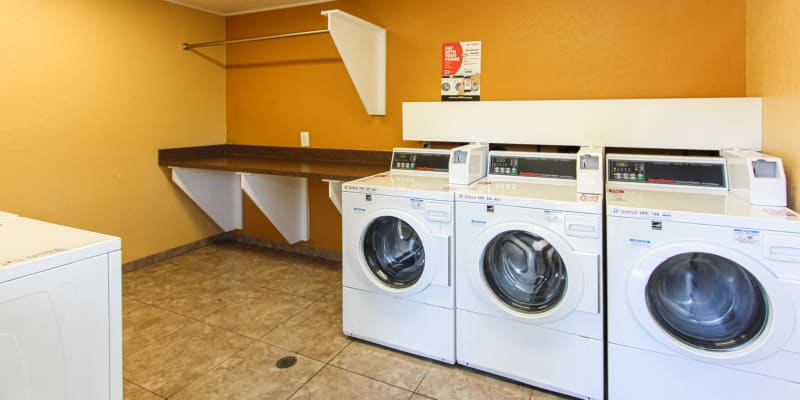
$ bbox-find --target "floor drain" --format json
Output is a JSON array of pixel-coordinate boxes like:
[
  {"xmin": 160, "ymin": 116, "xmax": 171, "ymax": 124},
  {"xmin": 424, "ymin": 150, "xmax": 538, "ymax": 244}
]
[{"xmin": 276, "ymin": 356, "xmax": 297, "ymax": 369}]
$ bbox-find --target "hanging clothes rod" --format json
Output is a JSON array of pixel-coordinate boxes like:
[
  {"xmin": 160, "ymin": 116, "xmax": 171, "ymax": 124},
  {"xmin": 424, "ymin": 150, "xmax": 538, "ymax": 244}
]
[{"xmin": 182, "ymin": 28, "xmax": 330, "ymax": 50}]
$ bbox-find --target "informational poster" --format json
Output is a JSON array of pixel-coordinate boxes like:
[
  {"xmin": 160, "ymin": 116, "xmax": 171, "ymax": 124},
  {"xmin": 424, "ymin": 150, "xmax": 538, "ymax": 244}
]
[{"xmin": 441, "ymin": 41, "xmax": 481, "ymax": 101}]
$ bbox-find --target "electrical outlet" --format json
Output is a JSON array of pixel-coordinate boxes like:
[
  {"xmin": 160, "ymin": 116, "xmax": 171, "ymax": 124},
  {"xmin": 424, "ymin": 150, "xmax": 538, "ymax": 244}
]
[{"xmin": 300, "ymin": 131, "xmax": 310, "ymax": 147}]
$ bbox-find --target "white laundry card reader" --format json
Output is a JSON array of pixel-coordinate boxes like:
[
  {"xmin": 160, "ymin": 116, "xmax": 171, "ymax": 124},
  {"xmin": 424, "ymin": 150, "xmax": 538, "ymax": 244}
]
[
  {"xmin": 722, "ymin": 149, "xmax": 787, "ymax": 207},
  {"xmin": 390, "ymin": 148, "xmax": 452, "ymax": 174},
  {"xmin": 449, "ymin": 143, "xmax": 489, "ymax": 185},
  {"xmin": 577, "ymin": 146, "xmax": 604, "ymax": 195}
]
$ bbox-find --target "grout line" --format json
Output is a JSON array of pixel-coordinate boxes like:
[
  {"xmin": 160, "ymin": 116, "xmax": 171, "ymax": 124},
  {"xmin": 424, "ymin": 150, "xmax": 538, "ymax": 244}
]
[
  {"xmin": 164, "ymin": 338, "xmax": 256, "ymax": 399},
  {"xmin": 123, "ymin": 378, "xmax": 165, "ymax": 399}
]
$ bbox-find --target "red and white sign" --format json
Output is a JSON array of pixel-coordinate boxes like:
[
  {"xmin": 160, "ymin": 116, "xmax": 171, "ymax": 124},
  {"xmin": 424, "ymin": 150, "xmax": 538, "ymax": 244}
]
[{"xmin": 441, "ymin": 41, "xmax": 481, "ymax": 101}]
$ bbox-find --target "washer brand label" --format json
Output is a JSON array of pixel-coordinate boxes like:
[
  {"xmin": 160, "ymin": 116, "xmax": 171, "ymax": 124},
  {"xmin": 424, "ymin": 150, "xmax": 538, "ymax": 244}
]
[
  {"xmin": 353, "ymin": 207, "xmax": 366, "ymax": 214},
  {"xmin": 762, "ymin": 208, "xmax": 798, "ymax": 217},
  {"xmin": 410, "ymin": 199, "xmax": 424, "ymax": 209},
  {"xmin": 628, "ymin": 238, "xmax": 652, "ymax": 247},
  {"xmin": 610, "ymin": 208, "xmax": 671, "ymax": 219},
  {"xmin": 343, "ymin": 185, "xmax": 377, "ymax": 193},
  {"xmin": 470, "ymin": 219, "xmax": 487, "ymax": 225},
  {"xmin": 734, "ymin": 228, "xmax": 760, "ymax": 244},
  {"xmin": 1, "ymin": 248, "xmax": 68, "ymax": 267},
  {"xmin": 456, "ymin": 193, "xmax": 501, "ymax": 203},
  {"xmin": 579, "ymin": 193, "xmax": 601, "ymax": 203}
]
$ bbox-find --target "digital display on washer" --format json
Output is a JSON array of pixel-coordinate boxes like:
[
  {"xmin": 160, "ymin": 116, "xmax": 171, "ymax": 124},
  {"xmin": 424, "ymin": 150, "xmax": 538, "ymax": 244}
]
[
  {"xmin": 608, "ymin": 159, "xmax": 726, "ymax": 188},
  {"xmin": 392, "ymin": 152, "xmax": 450, "ymax": 172},
  {"xmin": 490, "ymin": 155, "xmax": 576, "ymax": 179}
]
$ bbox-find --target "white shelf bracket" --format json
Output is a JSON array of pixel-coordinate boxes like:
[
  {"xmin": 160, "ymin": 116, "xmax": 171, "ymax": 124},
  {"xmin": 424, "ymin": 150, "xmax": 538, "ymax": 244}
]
[
  {"xmin": 322, "ymin": 9, "xmax": 386, "ymax": 116},
  {"xmin": 170, "ymin": 167, "xmax": 242, "ymax": 231},
  {"xmin": 323, "ymin": 179, "xmax": 343, "ymax": 214},
  {"xmin": 240, "ymin": 173, "xmax": 310, "ymax": 244}
]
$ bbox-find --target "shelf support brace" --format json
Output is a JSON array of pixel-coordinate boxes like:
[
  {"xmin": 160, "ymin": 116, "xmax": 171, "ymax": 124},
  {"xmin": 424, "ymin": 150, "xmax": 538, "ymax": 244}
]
[
  {"xmin": 322, "ymin": 9, "xmax": 386, "ymax": 116},
  {"xmin": 240, "ymin": 173, "xmax": 310, "ymax": 244},
  {"xmin": 170, "ymin": 167, "xmax": 242, "ymax": 231},
  {"xmin": 323, "ymin": 179, "xmax": 343, "ymax": 214}
]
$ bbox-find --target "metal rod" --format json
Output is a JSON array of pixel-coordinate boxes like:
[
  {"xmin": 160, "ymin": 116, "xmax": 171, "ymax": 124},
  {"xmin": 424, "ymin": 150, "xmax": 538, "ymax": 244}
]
[{"xmin": 182, "ymin": 28, "xmax": 330, "ymax": 50}]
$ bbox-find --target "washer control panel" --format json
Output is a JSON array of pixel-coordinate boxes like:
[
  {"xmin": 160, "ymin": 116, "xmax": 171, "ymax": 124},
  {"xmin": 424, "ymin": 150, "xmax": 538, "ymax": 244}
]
[
  {"xmin": 391, "ymin": 150, "xmax": 450, "ymax": 172},
  {"xmin": 607, "ymin": 156, "xmax": 727, "ymax": 188},
  {"xmin": 489, "ymin": 154, "xmax": 576, "ymax": 179}
]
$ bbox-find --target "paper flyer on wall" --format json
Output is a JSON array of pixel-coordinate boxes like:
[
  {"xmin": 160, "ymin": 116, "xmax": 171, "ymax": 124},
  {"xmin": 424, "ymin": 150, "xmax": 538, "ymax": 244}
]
[{"xmin": 441, "ymin": 41, "xmax": 481, "ymax": 101}]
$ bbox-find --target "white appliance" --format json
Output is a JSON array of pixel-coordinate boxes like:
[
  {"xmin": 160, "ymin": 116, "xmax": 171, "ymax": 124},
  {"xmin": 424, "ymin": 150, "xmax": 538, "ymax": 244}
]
[
  {"xmin": 606, "ymin": 154, "xmax": 800, "ymax": 399},
  {"xmin": 455, "ymin": 150, "xmax": 604, "ymax": 399},
  {"xmin": 449, "ymin": 143, "xmax": 489, "ymax": 185},
  {"xmin": 0, "ymin": 216, "xmax": 122, "ymax": 400},
  {"xmin": 722, "ymin": 148, "xmax": 787, "ymax": 207},
  {"xmin": 342, "ymin": 148, "xmax": 456, "ymax": 363}
]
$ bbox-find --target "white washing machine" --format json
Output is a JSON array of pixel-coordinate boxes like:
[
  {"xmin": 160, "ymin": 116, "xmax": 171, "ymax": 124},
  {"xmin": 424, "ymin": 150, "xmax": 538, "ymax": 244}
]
[
  {"xmin": 456, "ymin": 150, "xmax": 604, "ymax": 399},
  {"xmin": 606, "ymin": 154, "xmax": 800, "ymax": 399},
  {"xmin": 0, "ymin": 216, "xmax": 122, "ymax": 399},
  {"xmin": 342, "ymin": 148, "xmax": 457, "ymax": 363}
]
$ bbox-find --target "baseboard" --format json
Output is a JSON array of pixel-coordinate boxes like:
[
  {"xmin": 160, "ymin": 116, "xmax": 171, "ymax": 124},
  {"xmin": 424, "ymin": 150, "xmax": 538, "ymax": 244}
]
[
  {"xmin": 227, "ymin": 233, "xmax": 342, "ymax": 262},
  {"xmin": 122, "ymin": 232, "xmax": 341, "ymax": 272},
  {"xmin": 122, "ymin": 233, "xmax": 227, "ymax": 273}
]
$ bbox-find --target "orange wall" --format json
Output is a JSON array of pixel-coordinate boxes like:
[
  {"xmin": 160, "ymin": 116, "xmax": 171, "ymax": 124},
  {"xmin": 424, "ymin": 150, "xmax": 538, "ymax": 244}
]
[
  {"xmin": 226, "ymin": 0, "xmax": 746, "ymax": 251},
  {"xmin": 0, "ymin": 1, "xmax": 226, "ymax": 262},
  {"xmin": 747, "ymin": 0, "xmax": 800, "ymax": 209}
]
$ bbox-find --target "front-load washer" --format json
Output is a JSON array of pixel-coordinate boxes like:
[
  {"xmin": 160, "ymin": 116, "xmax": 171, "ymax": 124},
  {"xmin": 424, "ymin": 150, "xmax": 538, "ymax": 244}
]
[
  {"xmin": 456, "ymin": 150, "xmax": 604, "ymax": 399},
  {"xmin": 606, "ymin": 154, "xmax": 800, "ymax": 399},
  {"xmin": 342, "ymin": 148, "xmax": 457, "ymax": 363}
]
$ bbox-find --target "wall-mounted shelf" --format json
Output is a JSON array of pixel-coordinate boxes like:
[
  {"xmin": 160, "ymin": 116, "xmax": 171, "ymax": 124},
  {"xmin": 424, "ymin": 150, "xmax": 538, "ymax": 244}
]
[
  {"xmin": 182, "ymin": 9, "xmax": 386, "ymax": 116},
  {"xmin": 403, "ymin": 98, "xmax": 762, "ymax": 150},
  {"xmin": 161, "ymin": 145, "xmax": 392, "ymax": 240}
]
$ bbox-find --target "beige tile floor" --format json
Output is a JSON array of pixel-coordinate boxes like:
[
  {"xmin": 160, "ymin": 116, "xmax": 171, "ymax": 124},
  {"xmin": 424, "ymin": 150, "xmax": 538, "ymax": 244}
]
[{"xmin": 122, "ymin": 241, "xmax": 568, "ymax": 400}]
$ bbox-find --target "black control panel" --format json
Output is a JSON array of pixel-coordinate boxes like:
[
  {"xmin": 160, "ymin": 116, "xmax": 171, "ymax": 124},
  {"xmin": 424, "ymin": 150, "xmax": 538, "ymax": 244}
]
[
  {"xmin": 608, "ymin": 158, "xmax": 727, "ymax": 188},
  {"xmin": 489, "ymin": 155, "xmax": 576, "ymax": 179},
  {"xmin": 392, "ymin": 152, "xmax": 450, "ymax": 172}
]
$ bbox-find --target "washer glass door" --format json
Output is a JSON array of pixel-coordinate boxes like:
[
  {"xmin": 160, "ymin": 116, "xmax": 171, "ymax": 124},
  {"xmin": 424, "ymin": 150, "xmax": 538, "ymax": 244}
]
[
  {"xmin": 483, "ymin": 230, "xmax": 567, "ymax": 313},
  {"xmin": 362, "ymin": 216, "xmax": 425, "ymax": 288},
  {"xmin": 646, "ymin": 252, "xmax": 768, "ymax": 351}
]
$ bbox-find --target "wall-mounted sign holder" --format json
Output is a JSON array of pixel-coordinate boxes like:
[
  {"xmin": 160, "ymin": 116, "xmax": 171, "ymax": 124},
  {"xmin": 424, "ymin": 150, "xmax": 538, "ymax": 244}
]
[
  {"xmin": 170, "ymin": 167, "xmax": 310, "ymax": 244},
  {"xmin": 182, "ymin": 9, "xmax": 386, "ymax": 116}
]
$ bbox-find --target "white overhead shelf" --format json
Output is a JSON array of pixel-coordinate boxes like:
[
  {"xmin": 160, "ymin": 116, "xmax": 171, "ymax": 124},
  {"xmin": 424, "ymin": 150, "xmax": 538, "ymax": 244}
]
[{"xmin": 403, "ymin": 98, "xmax": 762, "ymax": 151}]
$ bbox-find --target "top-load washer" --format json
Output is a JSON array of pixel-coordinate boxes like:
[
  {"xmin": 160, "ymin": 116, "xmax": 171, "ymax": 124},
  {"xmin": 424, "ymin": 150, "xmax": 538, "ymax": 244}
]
[
  {"xmin": 0, "ymin": 216, "xmax": 122, "ymax": 399},
  {"xmin": 455, "ymin": 149, "xmax": 605, "ymax": 399},
  {"xmin": 606, "ymin": 153, "xmax": 800, "ymax": 399},
  {"xmin": 341, "ymin": 148, "xmax": 458, "ymax": 363}
]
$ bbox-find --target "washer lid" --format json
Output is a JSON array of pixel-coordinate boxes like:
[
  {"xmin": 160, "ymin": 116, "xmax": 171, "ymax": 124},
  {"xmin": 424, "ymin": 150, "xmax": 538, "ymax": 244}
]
[{"xmin": 0, "ymin": 217, "xmax": 120, "ymax": 282}]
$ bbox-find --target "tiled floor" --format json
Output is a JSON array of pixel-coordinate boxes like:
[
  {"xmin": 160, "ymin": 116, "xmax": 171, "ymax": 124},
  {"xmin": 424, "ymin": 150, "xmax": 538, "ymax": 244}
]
[{"xmin": 122, "ymin": 241, "xmax": 567, "ymax": 399}]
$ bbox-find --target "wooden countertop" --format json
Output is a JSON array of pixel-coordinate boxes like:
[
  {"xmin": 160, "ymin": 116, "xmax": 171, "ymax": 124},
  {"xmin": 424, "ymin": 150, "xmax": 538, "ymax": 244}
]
[{"xmin": 158, "ymin": 145, "xmax": 391, "ymax": 181}]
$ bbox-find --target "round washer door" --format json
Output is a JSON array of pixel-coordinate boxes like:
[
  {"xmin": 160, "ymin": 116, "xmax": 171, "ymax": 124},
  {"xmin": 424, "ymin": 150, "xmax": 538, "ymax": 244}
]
[
  {"xmin": 468, "ymin": 222, "xmax": 588, "ymax": 323},
  {"xmin": 627, "ymin": 242, "xmax": 795, "ymax": 364},
  {"xmin": 353, "ymin": 209, "xmax": 443, "ymax": 296}
]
